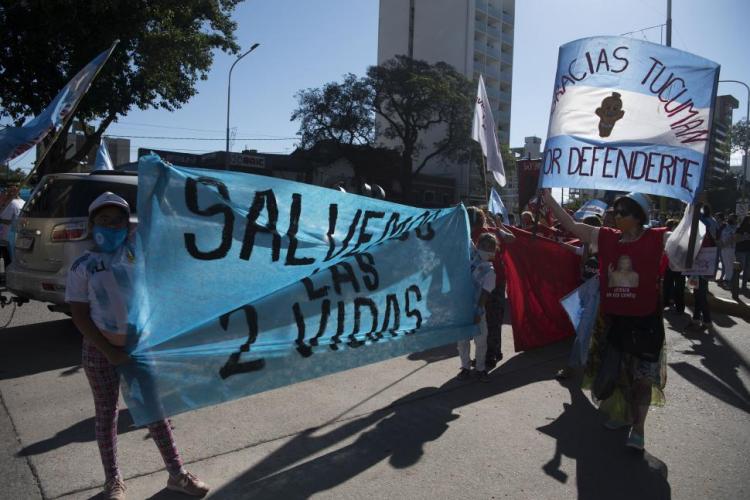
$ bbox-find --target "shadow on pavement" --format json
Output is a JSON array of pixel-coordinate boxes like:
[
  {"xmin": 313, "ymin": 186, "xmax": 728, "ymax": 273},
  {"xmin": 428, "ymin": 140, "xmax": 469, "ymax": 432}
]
[
  {"xmin": 669, "ymin": 319, "xmax": 750, "ymax": 414},
  {"xmin": 206, "ymin": 345, "xmax": 614, "ymax": 499},
  {"xmin": 0, "ymin": 318, "xmax": 81, "ymax": 380},
  {"xmin": 538, "ymin": 378, "xmax": 670, "ymax": 500},
  {"xmin": 17, "ymin": 409, "xmax": 138, "ymax": 457}
]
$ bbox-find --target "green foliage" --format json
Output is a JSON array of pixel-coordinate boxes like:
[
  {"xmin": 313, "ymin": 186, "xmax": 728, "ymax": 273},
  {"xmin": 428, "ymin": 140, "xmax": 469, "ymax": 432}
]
[
  {"xmin": 730, "ymin": 119, "xmax": 749, "ymax": 154},
  {"xmin": 291, "ymin": 74, "xmax": 374, "ymax": 149},
  {"xmin": 368, "ymin": 56, "xmax": 475, "ymax": 184},
  {"xmin": 0, "ymin": 0, "xmax": 243, "ymax": 174}
]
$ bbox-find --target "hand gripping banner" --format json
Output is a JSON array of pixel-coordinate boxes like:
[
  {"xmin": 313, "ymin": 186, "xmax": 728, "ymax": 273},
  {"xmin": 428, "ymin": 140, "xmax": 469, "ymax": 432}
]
[
  {"xmin": 120, "ymin": 155, "xmax": 477, "ymax": 425},
  {"xmin": 540, "ymin": 36, "xmax": 720, "ymax": 203}
]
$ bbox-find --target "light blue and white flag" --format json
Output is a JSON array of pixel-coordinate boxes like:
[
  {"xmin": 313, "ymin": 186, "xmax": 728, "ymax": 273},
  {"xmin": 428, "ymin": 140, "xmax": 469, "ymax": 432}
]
[
  {"xmin": 94, "ymin": 140, "xmax": 114, "ymax": 170},
  {"xmin": 540, "ymin": 36, "xmax": 719, "ymax": 203},
  {"xmin": 120, "ymin": 154, "xmax": 477, "ymax": 424},
  {"xmin": 574, "ymin": 199, "xmax": 608, "ymax": 221},
  {"xmin": 0, "ymin": 42, "xmax": 117, "ymax": 165},
  {"xmin": 560, "ymin": 275, "xmax": 600, "ymax": 367},
  {"xmin": 488, "ymin": 187, "xmax": 509, "ymax": 224}
]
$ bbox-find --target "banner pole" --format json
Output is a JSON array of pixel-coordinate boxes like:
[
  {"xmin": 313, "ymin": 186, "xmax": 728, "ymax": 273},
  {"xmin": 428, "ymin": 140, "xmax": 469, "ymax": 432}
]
[
  {"xmin": 684, "ymin": 67, "xmax": 720, "ymax": 268},
  {"xmin": 480, "ymin": 154, "xmax": 489, "ymax": 205}
]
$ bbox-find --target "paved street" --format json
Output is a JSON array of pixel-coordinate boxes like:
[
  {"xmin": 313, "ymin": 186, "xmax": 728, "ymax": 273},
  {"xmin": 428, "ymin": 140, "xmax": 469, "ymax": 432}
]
[{"xmin": 1, "ymin": 287, "xmax": 748, "ymax": 500}]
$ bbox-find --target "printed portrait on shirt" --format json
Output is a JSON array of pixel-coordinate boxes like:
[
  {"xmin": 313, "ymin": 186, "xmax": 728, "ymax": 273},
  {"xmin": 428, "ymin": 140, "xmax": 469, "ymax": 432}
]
[{"xmin": 607, "ymin": 254, "xmax": 639, "ymax": 288}]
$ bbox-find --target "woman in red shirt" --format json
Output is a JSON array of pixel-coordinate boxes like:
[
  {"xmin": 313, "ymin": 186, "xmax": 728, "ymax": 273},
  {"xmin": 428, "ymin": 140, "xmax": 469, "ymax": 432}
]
[{"xmin": 543, "ymin": 189, "xmax": 666, "ymax": 451}]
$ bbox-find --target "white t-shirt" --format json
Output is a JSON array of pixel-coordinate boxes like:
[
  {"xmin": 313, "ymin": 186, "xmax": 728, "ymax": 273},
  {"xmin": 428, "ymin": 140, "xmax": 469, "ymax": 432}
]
[
  {"xmin": 65, "ymin": 243, "xmax": 135, "ymax": 337},
  {"xmin": 0, "ymin": 198, "xmax": 24, "ymax": 243}
]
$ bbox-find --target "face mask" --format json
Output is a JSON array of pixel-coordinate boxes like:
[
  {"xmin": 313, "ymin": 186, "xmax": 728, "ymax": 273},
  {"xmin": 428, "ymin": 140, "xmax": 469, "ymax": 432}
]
[
  {"xmin": 478, "ymin": 249, "xmax": 495, "ymax": 261},
  {"xmin": 92, "ymin": 225, "xmax": 127, "ymax": 253}
]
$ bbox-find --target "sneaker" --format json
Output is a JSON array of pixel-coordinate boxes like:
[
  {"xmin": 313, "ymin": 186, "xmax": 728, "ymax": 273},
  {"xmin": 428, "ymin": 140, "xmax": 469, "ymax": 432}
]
[
  {"xmin": 167, "ymin": 471, "xmax": 210, "ymax": 497},
  {"xmin": 485, "ymin": 356, "xmax": 497, "ymax": 370},
  {"xmin": 475, "ymin": 370, "xmax": 491, "ymax": 383},
  {"xmin": 456, "ymin": 368, "xmax": 472, "ymax": 381},
  {"xmin": 625, "ymin": 431, "xmax": 645, "ymax": 450},
  {"xmin": 103, "ymin": 477, "xmax": 126, "ymax": 500},
  {"xmin": 603, "ymin": 419, "xmax": 630, "ymax": 430}
]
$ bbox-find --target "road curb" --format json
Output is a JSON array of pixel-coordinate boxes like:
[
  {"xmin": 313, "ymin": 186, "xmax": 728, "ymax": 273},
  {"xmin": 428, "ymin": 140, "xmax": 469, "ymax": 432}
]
[{"xmin": 684, "ymin": 291, "xmax": 750, "ymax": 321}]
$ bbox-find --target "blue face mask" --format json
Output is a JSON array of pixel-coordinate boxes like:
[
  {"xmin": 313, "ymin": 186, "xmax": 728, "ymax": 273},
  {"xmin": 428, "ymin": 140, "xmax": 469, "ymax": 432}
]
[{"xmin": 92, "ymin": 225, "xmax": 127, "ymax": 253}]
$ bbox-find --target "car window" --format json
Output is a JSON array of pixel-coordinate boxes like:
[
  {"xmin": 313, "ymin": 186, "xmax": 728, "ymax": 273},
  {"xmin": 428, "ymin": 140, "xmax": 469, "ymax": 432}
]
[{"xmin": 22, "ymin": 178, "xmax": 137, "ymax": 218}]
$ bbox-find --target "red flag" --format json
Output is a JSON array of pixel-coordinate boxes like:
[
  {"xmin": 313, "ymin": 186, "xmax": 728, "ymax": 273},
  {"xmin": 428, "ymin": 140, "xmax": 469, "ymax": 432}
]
[{"xmin": 503, "ymin": 227, "xmax": 582, "ymax": 351}]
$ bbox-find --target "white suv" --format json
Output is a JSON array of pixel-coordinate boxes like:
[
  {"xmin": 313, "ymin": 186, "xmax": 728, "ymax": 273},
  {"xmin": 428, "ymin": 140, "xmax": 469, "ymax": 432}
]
[{"xmin": 6, "ymin": 171, "xmax": 137, "ymax": 312}]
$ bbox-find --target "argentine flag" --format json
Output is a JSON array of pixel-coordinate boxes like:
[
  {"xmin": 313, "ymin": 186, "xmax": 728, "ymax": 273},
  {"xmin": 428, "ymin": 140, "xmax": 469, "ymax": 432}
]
[
  {"xmin": 95, "ymin": 140, "xmax": 114, "ymax": 170},
  {"xmin": 0, "ymin": 42, "xmax": 118, "ymax": 165},
  {"xmin": 574, "ymin": 199, "xmax": 608, "ymax": 221},
  {"xmin": 540, "ymin": 37, "xmax": 719, "ymax": 203}
]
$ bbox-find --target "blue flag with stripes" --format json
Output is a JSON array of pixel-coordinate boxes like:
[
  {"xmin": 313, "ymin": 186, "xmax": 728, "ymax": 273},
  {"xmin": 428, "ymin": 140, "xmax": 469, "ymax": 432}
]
[
  {"xmin": 120, "ymin": 155, "xmax": 477, "ymax": 424},
  {"xmin": 540, "ymin": 36, "xmax": 719, "ymax": 202},
  {"xmin": 0, "ymin": 45, "xmax": 115, "ymax": 165}
]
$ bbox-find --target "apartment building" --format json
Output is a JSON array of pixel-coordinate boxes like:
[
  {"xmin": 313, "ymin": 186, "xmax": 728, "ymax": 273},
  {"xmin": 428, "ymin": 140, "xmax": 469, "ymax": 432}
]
[{"xmin": 378, "ymin": 0, "xmax": 515, "ymax": 205}]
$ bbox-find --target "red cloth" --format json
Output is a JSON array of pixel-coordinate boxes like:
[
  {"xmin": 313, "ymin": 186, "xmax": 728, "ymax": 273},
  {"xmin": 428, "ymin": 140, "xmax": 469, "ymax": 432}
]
[
  {"xmin": 503, "ymin": 227, "xmax": 581, "ymax": 351},
  {"xmin": 598, "ymin": 227, "xmax": 667, "ymax": 316}
]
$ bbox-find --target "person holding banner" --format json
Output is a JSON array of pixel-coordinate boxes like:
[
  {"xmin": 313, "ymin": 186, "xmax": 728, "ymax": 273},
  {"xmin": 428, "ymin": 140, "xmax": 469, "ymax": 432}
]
[
  {"xmin": 469, "ymin": 207, "xmax": 515, "ymax": 368},
  {"xmin": 457, "ymin": 231, "xmax": 498, "ymax": 383},
  {"xmin": 66, "ymin": 193, "xmax": 209, "ymax": 499},
  {"xmin": 0, "ymin": 185, "xmax": 24, "ymax": 265},
  {"xmin": 543, "ymin": 189, "xmax": 667, "ymax": 451}
]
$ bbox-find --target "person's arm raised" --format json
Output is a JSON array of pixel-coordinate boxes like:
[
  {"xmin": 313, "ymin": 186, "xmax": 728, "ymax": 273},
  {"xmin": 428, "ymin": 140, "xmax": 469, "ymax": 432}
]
[{"xmin": 541, "ymin": 189, "xmax": 597, "ymax": 245}]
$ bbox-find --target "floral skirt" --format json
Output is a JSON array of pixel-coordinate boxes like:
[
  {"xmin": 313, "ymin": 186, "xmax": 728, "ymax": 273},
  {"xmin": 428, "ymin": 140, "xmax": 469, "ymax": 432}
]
[{"xmin": 582, "ymin": 310, "xmax": 667, "ymax": 423}]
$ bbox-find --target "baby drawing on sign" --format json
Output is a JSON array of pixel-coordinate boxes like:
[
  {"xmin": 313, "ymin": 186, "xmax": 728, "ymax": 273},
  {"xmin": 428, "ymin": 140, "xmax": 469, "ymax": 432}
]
[{"xmin": 608, "ymin": 255, "xmax": 639, "ymax": 288}]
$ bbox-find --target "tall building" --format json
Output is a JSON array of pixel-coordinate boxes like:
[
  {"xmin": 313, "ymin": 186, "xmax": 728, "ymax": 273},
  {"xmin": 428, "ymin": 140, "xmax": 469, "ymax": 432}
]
[
  {"xmin": 707, "ymin": 94, "xmax": 739, "ymax": 184},
  {"xmin": 378, "ymin": 0, "xmax": 515, "ymax": 204}
]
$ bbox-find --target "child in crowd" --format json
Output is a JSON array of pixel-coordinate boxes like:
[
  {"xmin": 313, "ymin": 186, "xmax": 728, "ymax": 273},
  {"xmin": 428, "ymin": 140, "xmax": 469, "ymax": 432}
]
[
  {"xmin": 457, "ymin": 231, "xmax": 497, "ymax": 383},
  {"xmin": 66, "ymin": 192, "xmax": 209, "ymax": 500}
]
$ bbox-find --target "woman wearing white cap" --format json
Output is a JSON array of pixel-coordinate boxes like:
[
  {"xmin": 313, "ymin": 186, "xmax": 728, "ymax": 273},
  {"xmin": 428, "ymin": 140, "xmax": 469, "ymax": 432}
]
[
  {"xmin": 65, "ymin": 192, "xmax": 209, "ymax": 499},
  {"xmin": 543, "ymin": 189, "xmax": 667, "ymax": 452}
]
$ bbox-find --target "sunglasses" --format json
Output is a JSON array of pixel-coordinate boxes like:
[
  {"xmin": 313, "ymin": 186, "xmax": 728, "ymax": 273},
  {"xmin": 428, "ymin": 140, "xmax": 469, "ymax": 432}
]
[{"xmin": 613, "ymin": 207, "xmax": 633, "ymax": 218}]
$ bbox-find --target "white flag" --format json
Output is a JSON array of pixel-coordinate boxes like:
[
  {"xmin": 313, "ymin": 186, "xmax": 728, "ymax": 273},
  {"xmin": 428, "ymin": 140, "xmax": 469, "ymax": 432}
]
[
  {"xmin": 94, "ymin": 140, "xmax": 114, "ymax": 170},
  {"xmin": 471, "ymin": 75, "xmax": 506, "ymax": 186},
  {"xmin": 664, "ymin": 203, "xmax": 705, "ymax": 271}
]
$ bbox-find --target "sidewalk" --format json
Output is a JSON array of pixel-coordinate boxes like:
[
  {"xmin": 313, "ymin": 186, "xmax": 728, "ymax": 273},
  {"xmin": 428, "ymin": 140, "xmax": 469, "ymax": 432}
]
[{"xmin": 1, "ymin": 300, "xmax": 748, "ymax": 499}]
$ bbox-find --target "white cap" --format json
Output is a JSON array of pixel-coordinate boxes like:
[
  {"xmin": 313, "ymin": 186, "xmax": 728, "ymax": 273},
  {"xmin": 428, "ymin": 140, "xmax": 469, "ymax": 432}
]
[{"xmin": 88, "ymin": 191, "xmax": 130, "ymax": 216}]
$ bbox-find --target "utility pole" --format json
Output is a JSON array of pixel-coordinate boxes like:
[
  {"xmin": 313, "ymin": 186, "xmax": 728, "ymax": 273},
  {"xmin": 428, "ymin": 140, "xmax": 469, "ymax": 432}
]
[
  {"xmin": 225, "ymin": 43, "xmax": 260, "ymax": 169},
  {"xmin": 666, "ymin": 0, "xmax": 672, "ymax": 47},
  {"xmin": 660, "ymin": 0, "xmax": 673, "ymax": 215}
]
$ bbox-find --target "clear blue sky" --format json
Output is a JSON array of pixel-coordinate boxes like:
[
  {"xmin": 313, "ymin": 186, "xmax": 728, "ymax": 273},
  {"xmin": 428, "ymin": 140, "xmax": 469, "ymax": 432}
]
[{"xmin": 9, "ymin": 0, "xmax": 750, "ymax": 171}]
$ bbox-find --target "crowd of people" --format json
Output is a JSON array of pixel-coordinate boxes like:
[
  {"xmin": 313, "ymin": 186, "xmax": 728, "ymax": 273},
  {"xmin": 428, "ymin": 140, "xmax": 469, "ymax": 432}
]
[{"xmin": 460, "ymin": 190, "xmax": 749, "ymax": 456}]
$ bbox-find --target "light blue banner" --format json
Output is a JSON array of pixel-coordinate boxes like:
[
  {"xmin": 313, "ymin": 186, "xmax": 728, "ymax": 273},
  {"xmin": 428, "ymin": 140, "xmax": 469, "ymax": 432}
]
[
  {"xmin": 120, "ymin": 155, "xmax": 477, "ymax": 424},
  {"xmin": 0, "ymin": 46, "xmax": 113, "ymax": 164},
  {"xmin": 541, "ymin": 36, "xmax": 720, "ymax": 203},
  {"xmin": 574, "ymin": 199, "xmax": 608, "ymax": 221}
]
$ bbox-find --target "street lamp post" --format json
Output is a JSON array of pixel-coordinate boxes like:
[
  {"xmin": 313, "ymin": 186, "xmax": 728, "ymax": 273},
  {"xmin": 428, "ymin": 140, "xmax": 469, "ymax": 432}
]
[
  {"xmin": 225, "ymin": 43, "xmax": 260, "ymax": 169},
  {"xmin": 719, "ymin": 80, "xmax": 750, "ymax": 197}
]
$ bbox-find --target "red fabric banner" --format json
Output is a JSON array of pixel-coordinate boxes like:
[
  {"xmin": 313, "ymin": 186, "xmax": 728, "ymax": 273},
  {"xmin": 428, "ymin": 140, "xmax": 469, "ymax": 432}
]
[{"xmin": 503, "ymin": 227, "xmax": 582, "ymax": 351}]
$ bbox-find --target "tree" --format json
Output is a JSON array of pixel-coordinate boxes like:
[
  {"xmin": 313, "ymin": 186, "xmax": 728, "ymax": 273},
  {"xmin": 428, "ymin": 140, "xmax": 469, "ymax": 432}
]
[
  {"xmin": 291, "ymin": 74, "xmax": 374, "ymax": 149},
  {"xmin": 0, "ymin": 0, "xmax": 243, "ymax": 175},
  {"xmin": 368, "ymin": 56, "xmax": 475, "ymax": 199},
  {"xmin": 730, "ymin": 119, "xmax": 749, "ymax": 155}
]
